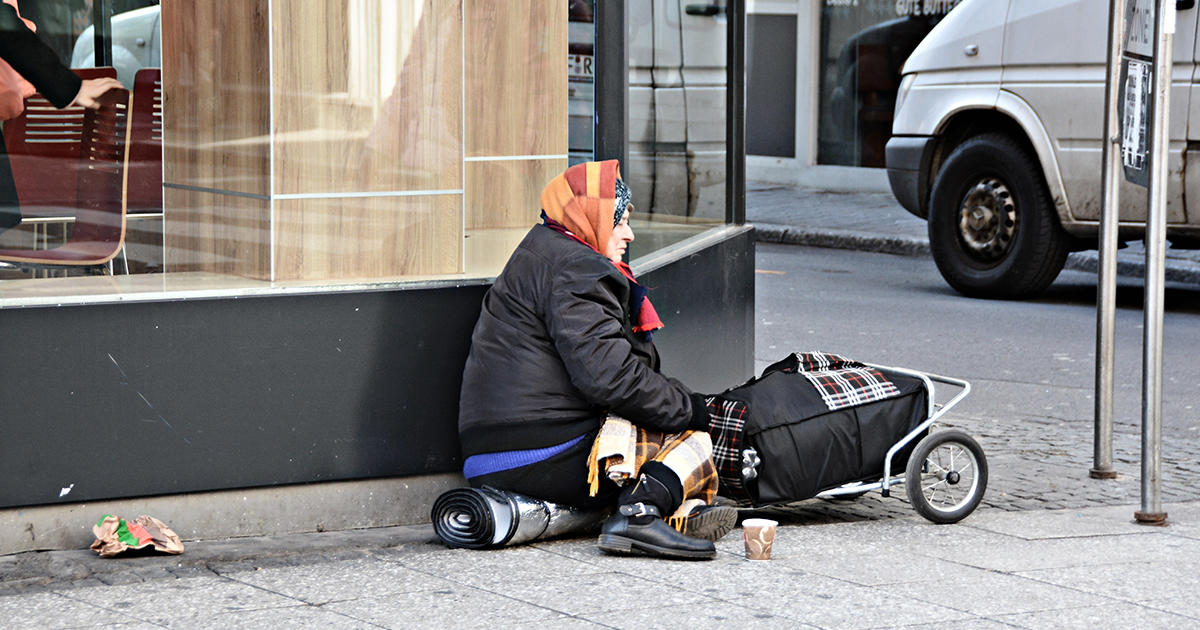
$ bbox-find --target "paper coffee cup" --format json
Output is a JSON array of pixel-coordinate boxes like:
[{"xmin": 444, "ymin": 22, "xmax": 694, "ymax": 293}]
[{"xmin": 742, "ymin": 518, "xmax": 777, "ymax": 560}]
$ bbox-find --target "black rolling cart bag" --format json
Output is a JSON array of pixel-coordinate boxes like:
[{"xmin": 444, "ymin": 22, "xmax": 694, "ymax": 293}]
[{"xmin": 706, "ymin": 352, "xmax": 929, "ymax": 507}]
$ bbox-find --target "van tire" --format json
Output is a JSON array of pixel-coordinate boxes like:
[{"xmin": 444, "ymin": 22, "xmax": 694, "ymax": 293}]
[{"xmin": 928, "ymin": 133, "xmax": 1069, "ymax": 299}]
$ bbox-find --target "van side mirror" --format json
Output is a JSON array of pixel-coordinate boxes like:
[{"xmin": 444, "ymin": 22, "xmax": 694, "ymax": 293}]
[{"xmin": 1179, "ymin": 0, "xmax": 1195, "ymax": 10}]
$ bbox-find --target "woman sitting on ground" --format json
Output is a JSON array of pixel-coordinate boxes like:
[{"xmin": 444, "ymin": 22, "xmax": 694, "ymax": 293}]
[{"xmin": 457, "ymin": 160, "xmax": 735, "ymax": 560}]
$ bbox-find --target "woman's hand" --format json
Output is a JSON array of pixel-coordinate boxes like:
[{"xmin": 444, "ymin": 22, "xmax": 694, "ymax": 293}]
[{"xmin": 68, "ymin": 77, "xmax": 123, "ymax": 109}]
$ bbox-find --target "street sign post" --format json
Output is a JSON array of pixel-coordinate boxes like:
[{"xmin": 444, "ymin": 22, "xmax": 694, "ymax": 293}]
[
  {"xmin": 1136, "ymin": 0, "xmax": 1172, "ymax": 525},
  {"xmin": 1096, "ymin": 0, "xmax": 1171, "ymax": 525},
  {"xmin": 1093, "ymin": 0, "xmax": 1127, "ymax": 481}
]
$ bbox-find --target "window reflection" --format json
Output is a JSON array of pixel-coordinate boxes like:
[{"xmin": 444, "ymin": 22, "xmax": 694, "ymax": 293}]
[
  {"xmin": 568, "ymin": 0, "xmax": 594, "ymax": 166},
  {"xmin": 623, "ymin": 0, "xmax": 727, "ymax": 261},
  {"xmin": 817, "ymin": 0, "xmax": 954, "ymax": 167},
  {"xmin": 0, "ymin": 0, "xmax": 734, "ymax": 303},
  {"xmin": 71, "ymin": 0, "xmax": 160, "ymax": 88},
  {"xmin": 0, "ymin": 1, "xmax": 161, "ymax": 281},
  {"xmin": 13, "ymin": 0, "xmax": 98, "ymax": 66}
]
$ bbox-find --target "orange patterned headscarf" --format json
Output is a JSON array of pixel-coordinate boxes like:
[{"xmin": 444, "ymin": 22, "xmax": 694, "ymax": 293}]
[
  {"xmin": 540, "ymin": 160, "xmax": 622, "ymax": 258},
  {"xmin": 539, "ymin": 160, "xmax": 664, "ymax": 339}
]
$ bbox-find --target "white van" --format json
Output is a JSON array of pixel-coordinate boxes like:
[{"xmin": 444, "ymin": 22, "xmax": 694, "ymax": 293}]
[
  {"xmin": 886, "ymin": 0, "xmax": 1199, "ymax": 298},
  {"xmin": 71, "ymin": 4, "xmax": 161, "ymax": 89}
]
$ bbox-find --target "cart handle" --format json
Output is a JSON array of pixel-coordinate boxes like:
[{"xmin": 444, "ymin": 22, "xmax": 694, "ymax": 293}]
[{"xmin": 863, "ymin": 364, "xmax": 972, "ymax": 497}]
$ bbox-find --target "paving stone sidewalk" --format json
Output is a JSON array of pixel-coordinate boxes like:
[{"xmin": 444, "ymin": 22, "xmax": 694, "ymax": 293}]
[
  {"xmin": 729, "ymin": 397, "xmax": 1200, "ymax": 538},
  {"xmin": 3, "ymin": 501, "xmax": 1198, "ymax": 629}
]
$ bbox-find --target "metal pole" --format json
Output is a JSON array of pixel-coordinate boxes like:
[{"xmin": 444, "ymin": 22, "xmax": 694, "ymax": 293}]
[
  {"xmin": 726, "ymin": 0, "xmax": 746, "ymax": 226},
  {"xmin": 1093, "ymin": 0, "xmax": 1126, "ymax": 480},
  {"xmin": 1137, "ymin": 0, "xmax": 1172, "ymax": 525},
  {"xmin": 93, "ymin": 0, "xmax": 112, "ymax": 68}
]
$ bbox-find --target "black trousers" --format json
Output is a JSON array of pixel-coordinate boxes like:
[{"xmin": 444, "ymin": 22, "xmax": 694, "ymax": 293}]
[
  {"xmin": 0, "ymin": 124, "xmax": 20, "ymax": 231},
  {"xmin": 468, "ymin": 431, "xmax": 621, "ymax": 511}
]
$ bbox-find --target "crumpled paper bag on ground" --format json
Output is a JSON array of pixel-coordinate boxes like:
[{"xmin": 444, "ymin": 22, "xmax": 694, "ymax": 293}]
[{"xmin": 90, "ymin": 514, "xmax": 184, "ymax": 557}]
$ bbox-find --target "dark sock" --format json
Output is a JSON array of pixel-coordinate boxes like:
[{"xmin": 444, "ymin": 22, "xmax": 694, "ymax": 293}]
[
  {"xmin": 617, "ymin": 463, "xmax": 684, "ymax": 525},
  {"xmin": 640, "ymin": 462, "xmax": 683, "ymax": 512}
]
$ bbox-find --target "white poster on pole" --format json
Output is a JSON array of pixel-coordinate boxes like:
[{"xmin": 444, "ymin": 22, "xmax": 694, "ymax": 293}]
[{"xmin": 1119, "ymin": 0, "xmax": 1156, "ymax": 186}]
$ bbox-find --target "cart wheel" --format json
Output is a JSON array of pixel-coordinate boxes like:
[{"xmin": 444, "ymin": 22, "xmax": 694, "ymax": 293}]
[{"xmin": 905, "ymin": 430, "xmax": 987, "ymax": 524}]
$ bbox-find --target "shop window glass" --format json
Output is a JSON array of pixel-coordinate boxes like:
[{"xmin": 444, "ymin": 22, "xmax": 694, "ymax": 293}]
[
  {"xmin": 817, "ymin": 0, "xmax": 954, "ymax": 167},
  {"xmin": 626, "ymin": 0, "xmax": 728, "ymax": 260},
  {"xmin": 0, "ymin": 0, "xmax": 733, "ymax": 306},
  {"xmin": 568, "ymin": 0, "xmax": 594, "ymax": 166}
]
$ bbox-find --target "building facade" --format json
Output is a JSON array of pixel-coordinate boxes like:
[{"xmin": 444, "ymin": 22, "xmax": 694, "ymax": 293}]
[
  {"xmin": 744, "ymin": 0, "xmax": 958, "ymax": 191},
  {"xmin": 0, "ymin": 0, "xmax": 753, "ymax": 554}
]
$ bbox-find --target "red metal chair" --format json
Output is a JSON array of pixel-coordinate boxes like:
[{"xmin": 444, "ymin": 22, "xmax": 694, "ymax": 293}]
[
  {"xmin": 0, "ymin": 88, "xmax": 132, "ymax": 273},
  {"xmin": 113, "ymin": 68, "xmax": 165, "ymax": 275},
  {"xmin": 127, "ymin": 67, "xmax": 162, "ymax": 215},
  {"xmin": 3, "ymin": 67, "xmax": 119, "ymax": 220}
]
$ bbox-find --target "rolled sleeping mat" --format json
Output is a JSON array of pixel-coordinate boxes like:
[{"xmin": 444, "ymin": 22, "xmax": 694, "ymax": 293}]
[{"xmin": 431, "ymin": 486, "xmax": 609, "ymax": 549}]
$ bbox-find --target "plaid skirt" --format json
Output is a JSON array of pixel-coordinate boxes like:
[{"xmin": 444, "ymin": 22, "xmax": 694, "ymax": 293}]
[{"xmin": 587, "ymin": 415, "xmax": 718, "ymax": 520}]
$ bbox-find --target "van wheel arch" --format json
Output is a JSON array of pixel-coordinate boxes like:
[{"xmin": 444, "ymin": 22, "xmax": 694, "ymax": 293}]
[
  {"xmin": 924, "ymin": 112, "xmax": 1036, "ymax": 216},
  {"xmin": 927, "ymin": 130, "xmax": 1071, "ymax": 299}
]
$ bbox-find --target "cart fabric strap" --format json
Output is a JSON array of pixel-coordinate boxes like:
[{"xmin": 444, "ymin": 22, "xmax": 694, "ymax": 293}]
[
  {"xmin": 705, "ymin": 396, "xmax": 753, "ymax": 505},
  {"xmin": 790, "ymin": 352, "xmax": 901, "ymax": 411}
]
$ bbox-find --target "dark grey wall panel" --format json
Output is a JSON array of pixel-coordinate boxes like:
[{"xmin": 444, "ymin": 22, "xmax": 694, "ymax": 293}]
[
  {"xmin": 746, "ymin": 14, "xmax": 797, "ymax": 158},
  {"xmin": 0, "ymin": 230, "xmax": 754, "ymax": 509},
  {"xmin": 639, "ymin": 227, "xmax": 756, "ymax": 395},
  {"xmin": 0, "ymin": 285, "xmax": 488, "ymax": 509}
]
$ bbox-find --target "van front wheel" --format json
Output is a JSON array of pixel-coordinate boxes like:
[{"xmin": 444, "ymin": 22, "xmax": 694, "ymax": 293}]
[{"xmin": 928, "ymin": 133, "xmax": 1069, "ymax": 299}]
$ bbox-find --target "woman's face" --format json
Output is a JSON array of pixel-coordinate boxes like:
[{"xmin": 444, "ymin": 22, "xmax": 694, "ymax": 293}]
[{"xmin": 606, "ymin": 210, "xmax": 635, "ymax": 263}]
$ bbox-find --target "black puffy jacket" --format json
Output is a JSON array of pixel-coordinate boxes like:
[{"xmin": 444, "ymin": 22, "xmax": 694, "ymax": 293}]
[{"xmin": 458, "ymin": 224, "xmax": 708, "ymax": 458}]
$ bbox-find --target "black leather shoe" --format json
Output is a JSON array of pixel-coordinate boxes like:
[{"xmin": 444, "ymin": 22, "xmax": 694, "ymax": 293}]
[
  {"xmin": 670, "ymin": 504, "xmax": 738, "ymax": 542},
  {"xmin": 597, "ymin": 503, "xmax": 717, "ymax": 560}
]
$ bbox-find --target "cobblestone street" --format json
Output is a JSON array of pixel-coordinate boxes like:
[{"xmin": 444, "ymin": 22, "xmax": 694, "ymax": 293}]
[{"xmin": 732, "ymin": 398, "xmax": 1200, "ymax": 525}]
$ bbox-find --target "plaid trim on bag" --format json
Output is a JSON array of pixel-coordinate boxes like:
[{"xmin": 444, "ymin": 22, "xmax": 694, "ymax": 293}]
[
  {"xmin": 706, "ymin": 396, "xmax": 753, "ymax": 506},
  {"xmin": 791, "ymin": 352, "xmax": 900, "ymax": 411},
  {"xmin": 587, "ymin": 415, "xmax": 718, "ymax": 519}
]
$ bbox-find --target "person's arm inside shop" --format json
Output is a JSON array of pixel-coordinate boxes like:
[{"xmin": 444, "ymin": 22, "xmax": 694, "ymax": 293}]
[{"xmin": 0, "ymin": 2, "xmax": 121, "ymax": 110}]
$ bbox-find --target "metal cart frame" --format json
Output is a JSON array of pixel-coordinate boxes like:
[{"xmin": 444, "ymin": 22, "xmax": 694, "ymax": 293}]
[{"xmin": 814, "ymin": 364, "xmax": 984, "ymax": 524}]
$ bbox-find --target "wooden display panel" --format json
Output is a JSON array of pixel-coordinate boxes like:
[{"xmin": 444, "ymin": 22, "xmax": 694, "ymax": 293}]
[
  {"xmin": 273, "ymin": 194, "xmax": 462, "ymax": 281},
  {"xmin": 161, "ymin": 0, "xmax": 270, "ymax": 196},
  {"xmin": 158, "ymin": 0, "xmax": 569, "ymax": 283},
  {"xmin": 464, "ymin": 0, "xmax": 567, "ymax": 158},
  {"xmin": 163, "ymin": 188, "xmax": 272, "ymax": 279},
  {"xmin": 272, "ymin": 0, "xmax": 463, "ymax": 195},
  {"xmin": 464, "ymin": 158, "xmax": 567, "ymax": 230}
]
